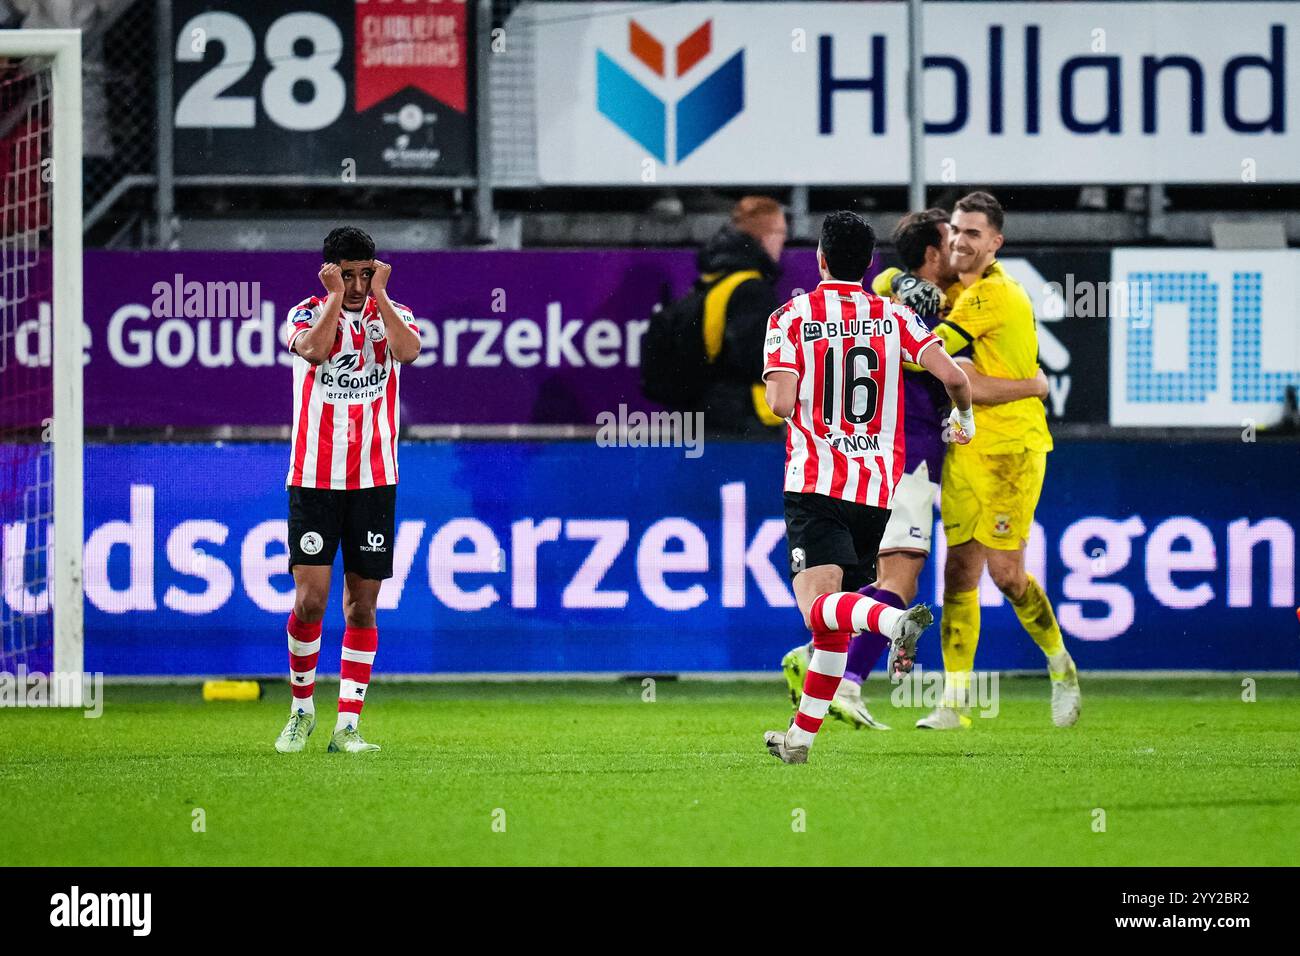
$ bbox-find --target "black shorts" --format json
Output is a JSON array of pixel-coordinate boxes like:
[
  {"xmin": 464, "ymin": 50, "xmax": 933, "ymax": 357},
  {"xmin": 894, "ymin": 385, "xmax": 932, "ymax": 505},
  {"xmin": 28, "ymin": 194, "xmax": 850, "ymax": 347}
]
[
  {"xmin": 783, "ymin": 491, "xmax": 891, "ymax": 592},
  {"xmin": 288, "ymin": 484, "xmax": 397, "ymax": 580}
]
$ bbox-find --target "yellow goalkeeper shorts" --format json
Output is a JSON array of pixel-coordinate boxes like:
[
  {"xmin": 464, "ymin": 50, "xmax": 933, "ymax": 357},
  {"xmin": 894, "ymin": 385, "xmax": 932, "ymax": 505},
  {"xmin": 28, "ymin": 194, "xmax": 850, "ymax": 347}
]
[{"xmin": 940, "ymin": 445, "xmax": 1047, "ymax": 550}]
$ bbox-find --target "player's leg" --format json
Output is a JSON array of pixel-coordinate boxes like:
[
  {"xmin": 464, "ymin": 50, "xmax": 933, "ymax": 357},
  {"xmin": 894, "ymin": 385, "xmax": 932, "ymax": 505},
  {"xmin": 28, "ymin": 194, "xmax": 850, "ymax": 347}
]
[
  {"xmin": 838, "ymin": 462, "xmax": 936, "ymax": 713},
  {"xmin": 768, "ymin": 573, "xmax": 934, "ymax": 762},
  {"xmin": 767, "ymin": 494, "xmax": 927, "ymax": 762},
  {"xmin": 276, "ymin": 488, "xmax": 343, "ymax": 753},
  {"xmin": 870, "ymin": 461, "xmax": 936, "ymax": 608},
  {"xmin": 768, "ymin": 563, "xmax": 914, "ymax": 761},
  {"xmin": 983, "ymin": 452, "xmax": 1080, "ymax": 726},
  {"xmin": 330, "ymin": 572, "xmax": 381, "ymax": 752},
  {"xmin": 289, "ymin": 565, "xmax": 331, "ymax": 710},
  {"xmin": 328, "ymin": 485, "xmax": 396, "ymax": 753},
  {"xmin": 875, "ymin": 550, "xmax": 926, "ymax": 607},
  {"xmin": 771, "ymin": 495, "xmax": 924, "ymax": 752},
  {"xmin": 828, "ymin": 561, "xmax": 893, "ymax": 731},
  {"xmin": 919, "ymin": 449, "xmax": 983, "ymax": 729}
]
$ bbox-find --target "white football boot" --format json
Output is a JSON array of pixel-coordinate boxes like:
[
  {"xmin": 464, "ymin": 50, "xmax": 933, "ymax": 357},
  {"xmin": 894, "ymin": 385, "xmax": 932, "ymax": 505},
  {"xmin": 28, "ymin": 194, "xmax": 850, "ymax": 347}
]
[
  {"xmin": 328, "ymin": 723, "xmax": 381, "ymax": 753},
  {"xmin": 1050, "ymin": 654, "xmax": 1082, "ymax": 727},
  {"xmin": 274, "ymin": 708, "xmax": 316, "ymax": 753},
  {"xmin": 763, "ymin": 724, "xmax": 810, "ymax": 764},
  {"xmin": 915, "ymin": 706, "xmax": 972, "ymax": 730}
]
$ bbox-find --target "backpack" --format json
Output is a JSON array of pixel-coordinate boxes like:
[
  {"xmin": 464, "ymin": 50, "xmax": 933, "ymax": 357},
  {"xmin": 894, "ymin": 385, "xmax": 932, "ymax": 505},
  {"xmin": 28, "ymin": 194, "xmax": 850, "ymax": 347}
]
[{"xmin": 640, "ymin": 270, "xmax": 763, "ymax": 409}]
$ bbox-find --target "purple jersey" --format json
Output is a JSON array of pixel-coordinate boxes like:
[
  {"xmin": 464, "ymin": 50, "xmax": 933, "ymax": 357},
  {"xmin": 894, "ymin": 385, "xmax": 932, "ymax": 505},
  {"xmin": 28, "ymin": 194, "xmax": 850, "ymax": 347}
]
[{"xmin": 902, "ymin": 368, "xmax": 950, "ymax": 476}]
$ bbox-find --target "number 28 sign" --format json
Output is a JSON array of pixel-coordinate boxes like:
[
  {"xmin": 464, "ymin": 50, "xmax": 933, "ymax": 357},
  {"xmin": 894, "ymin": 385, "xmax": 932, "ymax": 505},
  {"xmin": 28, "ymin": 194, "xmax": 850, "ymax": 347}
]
[{"xmin": 173, "ymin": 1, "xmax": 472, "ymax": 178}]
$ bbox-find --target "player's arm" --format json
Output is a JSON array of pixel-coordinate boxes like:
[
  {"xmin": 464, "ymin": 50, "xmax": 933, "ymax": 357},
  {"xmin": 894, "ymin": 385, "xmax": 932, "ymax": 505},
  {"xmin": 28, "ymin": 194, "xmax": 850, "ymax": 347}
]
[
  {"xmin": 918, "ymin": 341, "xmax": 974, "ymax": 444},
  {"xmin": 293, "ymin": 264, "xmax": 345, "ymax": 365},
  {"xmin": 764, "ymin": 370, "xmax": 798, "ymax": 420},
  {"xmin": 959, "ymin": 359, "xmax": 1049, "ymax": 405},
  {"xmin": 761, "ymin": 304, "xmax": 801, "ymax": 419},
  {"xmin": 370, "ymin": 260, "xmax": 421, "ymax": 364}
]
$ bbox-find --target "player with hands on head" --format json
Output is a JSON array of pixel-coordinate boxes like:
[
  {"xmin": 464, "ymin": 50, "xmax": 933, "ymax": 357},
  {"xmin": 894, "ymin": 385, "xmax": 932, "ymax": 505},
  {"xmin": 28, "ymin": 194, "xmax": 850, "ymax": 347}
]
[{"xmin": 275, "ymin": 227, "xmax": 421, "ymax": 756}]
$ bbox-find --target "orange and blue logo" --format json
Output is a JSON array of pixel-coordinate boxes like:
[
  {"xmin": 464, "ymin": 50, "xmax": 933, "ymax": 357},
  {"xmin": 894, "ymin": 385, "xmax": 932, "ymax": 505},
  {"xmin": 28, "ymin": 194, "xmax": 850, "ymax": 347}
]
[{"xmin": 596, "ymin": 19, "xmax": 744, "ymax": 164}]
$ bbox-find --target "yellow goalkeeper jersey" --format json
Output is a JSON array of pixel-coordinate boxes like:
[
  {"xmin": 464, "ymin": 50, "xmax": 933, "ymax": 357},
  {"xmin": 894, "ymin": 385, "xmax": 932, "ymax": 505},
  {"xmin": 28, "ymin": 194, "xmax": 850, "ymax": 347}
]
[{"xmin": 936, "ymin": 260, "xmax": 1053, "ymax": 454}]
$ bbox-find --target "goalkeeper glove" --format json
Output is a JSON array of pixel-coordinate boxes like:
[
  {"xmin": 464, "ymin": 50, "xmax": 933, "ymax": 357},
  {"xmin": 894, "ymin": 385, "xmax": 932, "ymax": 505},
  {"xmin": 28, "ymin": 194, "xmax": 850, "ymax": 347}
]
[
  {"xmin": 891, "ymin": 273, "xmax": 944, "ymax": 319},
  {"xmin": 947, "ymin": 404, "xmax": 975, "ymax": 445}
]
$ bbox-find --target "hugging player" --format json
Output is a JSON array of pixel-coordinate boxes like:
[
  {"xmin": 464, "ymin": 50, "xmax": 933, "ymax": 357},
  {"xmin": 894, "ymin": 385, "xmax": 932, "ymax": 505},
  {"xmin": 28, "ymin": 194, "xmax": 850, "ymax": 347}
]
[{"xmin": 274, "ymin": 227, "xmax": 421, "ymax": 755}]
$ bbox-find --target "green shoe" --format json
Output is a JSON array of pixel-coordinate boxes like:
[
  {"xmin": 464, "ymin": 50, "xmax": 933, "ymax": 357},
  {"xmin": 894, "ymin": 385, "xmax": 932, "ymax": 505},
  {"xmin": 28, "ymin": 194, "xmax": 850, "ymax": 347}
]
[
  {"xmin": 274, "ymin": 709, "xmax": 316, "ymax": 753},
  {"xmin": 328, "ymin": 724, "xmax": 380, "ymax": 754},
  {"xmin": 781, "ymin": 644, "xmax": 811, "ymax": 707}
]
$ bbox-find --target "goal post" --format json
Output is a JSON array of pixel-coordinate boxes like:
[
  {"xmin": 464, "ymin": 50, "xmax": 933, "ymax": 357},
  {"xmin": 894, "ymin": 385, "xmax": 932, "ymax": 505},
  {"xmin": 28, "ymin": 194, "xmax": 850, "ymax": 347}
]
[{"xmin": 0, "ymin": 29, "xmax": 82, "ymax": 705}]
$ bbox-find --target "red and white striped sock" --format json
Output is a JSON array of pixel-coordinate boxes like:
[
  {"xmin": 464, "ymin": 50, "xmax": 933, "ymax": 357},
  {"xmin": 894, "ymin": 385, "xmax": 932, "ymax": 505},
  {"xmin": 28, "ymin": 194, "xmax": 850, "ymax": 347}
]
[
  {"xmin": 788, "ymin": 628, "xmax": 850, "ymax": 748},
  {"xmin": 337, "ymin": 625, "xmax": 378, "ymax": 732},
  {"xmin": 810, "ymin": 591, "xmax": 905, "ymax": 638},
  {"xmin": 286, "ymin": 611, "xmax": 321, "ymax": 716}
]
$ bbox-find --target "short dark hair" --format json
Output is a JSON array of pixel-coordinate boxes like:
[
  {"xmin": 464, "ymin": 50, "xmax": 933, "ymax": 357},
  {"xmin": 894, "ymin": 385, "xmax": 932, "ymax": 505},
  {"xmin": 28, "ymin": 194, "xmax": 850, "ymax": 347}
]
[
  {"xmin": 893, "ymin": 208, "xmax": 948, "ymax": 272},
  {"xmin": 954, "ymin": 191, "xmax": 1004, "ymax": 232},
  {"xmin": 323, "ymin": 226, "xmax": 376, "ymax": 264},
  {"xmin": 819, "ymin": 211, "xmax": 875, "ymax": 281}
]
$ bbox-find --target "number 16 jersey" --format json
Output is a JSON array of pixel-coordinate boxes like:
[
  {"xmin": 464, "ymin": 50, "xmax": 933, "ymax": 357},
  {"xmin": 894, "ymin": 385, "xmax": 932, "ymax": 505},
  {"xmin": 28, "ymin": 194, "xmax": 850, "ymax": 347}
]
[{"xmin": 761, "ymin": 280, "xmax": 940, "ymax": 509}]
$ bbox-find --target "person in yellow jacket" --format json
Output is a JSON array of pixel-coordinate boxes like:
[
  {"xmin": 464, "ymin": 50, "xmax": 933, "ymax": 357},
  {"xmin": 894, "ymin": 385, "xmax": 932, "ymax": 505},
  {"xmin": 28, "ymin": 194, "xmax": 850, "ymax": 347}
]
[
  {"xmin": 695, "ymin": 197, "xmax": 789, "ymax": 435},
  {"xmin": 916, "ymin": 192, "xmax": 1081, "ymax": 730}
]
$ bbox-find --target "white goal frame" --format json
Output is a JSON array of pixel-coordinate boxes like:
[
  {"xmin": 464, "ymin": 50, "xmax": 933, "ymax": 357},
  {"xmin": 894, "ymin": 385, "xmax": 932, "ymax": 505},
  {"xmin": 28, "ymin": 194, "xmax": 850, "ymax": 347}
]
[{"xmin": 1, "ymin": 30, "xmax": 83, "ymax": 703}]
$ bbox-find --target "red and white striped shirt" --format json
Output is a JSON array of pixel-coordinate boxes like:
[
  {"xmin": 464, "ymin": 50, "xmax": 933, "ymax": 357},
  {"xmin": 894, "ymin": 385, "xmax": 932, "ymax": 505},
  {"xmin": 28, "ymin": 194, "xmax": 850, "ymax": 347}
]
[
  {"xmin": 284, "ymin": 295, "xmax": 419, "ymax": 490},
  {"xmin": 761, "ymin": 280, "xmax": 939, "ymax": 508}
]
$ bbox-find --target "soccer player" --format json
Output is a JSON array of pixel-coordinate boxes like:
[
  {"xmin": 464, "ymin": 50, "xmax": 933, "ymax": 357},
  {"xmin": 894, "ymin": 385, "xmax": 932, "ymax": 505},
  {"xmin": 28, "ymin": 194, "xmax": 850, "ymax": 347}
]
[
  {"xmin": 913, "ymin": 192, "xmax": 1081, "ymax": 729},
  {"xmin": 779, "ymin": 209, "xmax": 1047, "ymax": 730},
  {"xmin": 273, "ymin": 226, "xmax": 422, "ymax": 754},
  {"xmin": 760, "ymin": 211, "xmax": 976, "ymax": 764}
]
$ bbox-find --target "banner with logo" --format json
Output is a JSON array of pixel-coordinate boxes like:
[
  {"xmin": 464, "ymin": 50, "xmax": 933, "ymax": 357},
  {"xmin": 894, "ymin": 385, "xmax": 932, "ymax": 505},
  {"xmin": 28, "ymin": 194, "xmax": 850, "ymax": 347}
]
[
  {"xmin": 56, "ymin": 249, "xmax": 815, "ymax": 427},
  {"xmin": 529, "ymin": 1, "xmax": 1299, "ymax": 185},
  {"xmin": 173, "ymin": 0, "xmax": 471, "ymax": 177},
  {"xmin": 4, "ymin": 439, "xmax": 1293, "ymax": 676},
  {"xmin": 1109, "ymin": 249, "xmax": 1300, "ymax": 427},
  {"xmin": 10, "ymin": 250, "xmax": 1102, "ymax": 427}
]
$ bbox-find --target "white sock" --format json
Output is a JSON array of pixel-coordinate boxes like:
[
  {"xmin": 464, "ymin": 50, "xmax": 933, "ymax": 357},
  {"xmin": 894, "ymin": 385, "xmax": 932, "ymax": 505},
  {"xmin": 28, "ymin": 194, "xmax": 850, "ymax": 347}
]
[
  {"xmin": 292, "ymin": 696, "xmax": 315, "ymax": 717},
  {"xmin": 787, "ymin": 724, "xmax": 815, "ymax": 748},
  {"xmin": 1047, "ymin": 650, "xmax": 1073, "ymax": 677},
  {"xmin": 335, "ymin": 712, "xmax": 359, "ymax": 732},
  {"xmin": 942, "ymin": 671, "xmax": 971, "ymax": 709},
  {"xmin": 848, "ymin": 597, "xmax": 905, "ymax": 637},
  {"xmin": 788, "ymin": 647, "xmax": 848, "ymax": 749}
]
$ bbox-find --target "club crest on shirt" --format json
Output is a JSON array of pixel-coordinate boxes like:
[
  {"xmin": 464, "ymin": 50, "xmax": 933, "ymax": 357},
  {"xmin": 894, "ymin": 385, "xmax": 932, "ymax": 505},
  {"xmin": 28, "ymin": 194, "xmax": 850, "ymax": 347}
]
[{"xmin": 366, "ymin": 322, "xmax": 385, "ymax": 342}]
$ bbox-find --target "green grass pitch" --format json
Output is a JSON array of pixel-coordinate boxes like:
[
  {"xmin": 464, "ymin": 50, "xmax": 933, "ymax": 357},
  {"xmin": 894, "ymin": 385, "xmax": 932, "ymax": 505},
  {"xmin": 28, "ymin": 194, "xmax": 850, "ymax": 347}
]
[{"xmin": 4, "ymin": 677, "xmax": 1298, "ymax": 866}]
